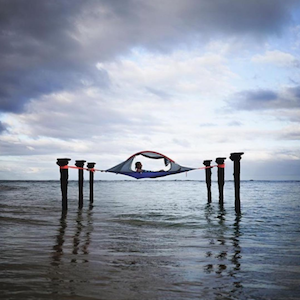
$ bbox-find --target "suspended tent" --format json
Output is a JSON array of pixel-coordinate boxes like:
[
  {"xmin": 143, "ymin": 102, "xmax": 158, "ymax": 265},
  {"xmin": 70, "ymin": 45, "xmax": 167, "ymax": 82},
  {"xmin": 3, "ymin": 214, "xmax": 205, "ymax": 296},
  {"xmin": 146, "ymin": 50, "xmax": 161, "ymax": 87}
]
[{"xmin": 106, "ymin": 150, "xmax": 195, "ymax": 179}]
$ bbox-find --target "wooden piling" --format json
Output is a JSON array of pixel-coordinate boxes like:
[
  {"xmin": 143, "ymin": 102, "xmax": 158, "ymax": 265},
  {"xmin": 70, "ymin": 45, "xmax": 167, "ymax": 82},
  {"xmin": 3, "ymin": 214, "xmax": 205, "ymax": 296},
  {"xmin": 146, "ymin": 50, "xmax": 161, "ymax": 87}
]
[
  {"xmin": 75, "ymin": 160, "xmax": 86, "ymax": 209},
  {"xmin": 215, "ymin": 157, "xmax": 226, "ymax": 207},
  {"xmin": 203, "ymin": 160, "xmax": 212, "ymax": 203},
  {"xmin": 56, "ymin": 158, "xmax": 71, "ymax": 211},
  {"xmin": 87, "ymin": 162, "xmax": 96, "ymax": 203},
  {"xmin": 230, "ymin": 152, "xmax": 244, "ymax": 214}
]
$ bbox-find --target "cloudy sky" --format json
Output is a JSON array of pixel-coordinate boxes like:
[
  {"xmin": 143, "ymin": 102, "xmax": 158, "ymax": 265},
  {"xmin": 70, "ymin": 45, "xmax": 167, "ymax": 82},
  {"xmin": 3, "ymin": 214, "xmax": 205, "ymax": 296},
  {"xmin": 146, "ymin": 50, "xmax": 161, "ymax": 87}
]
[{"xmin": 0, "ymin": 0, "xmax": 300, "ymax": 181}]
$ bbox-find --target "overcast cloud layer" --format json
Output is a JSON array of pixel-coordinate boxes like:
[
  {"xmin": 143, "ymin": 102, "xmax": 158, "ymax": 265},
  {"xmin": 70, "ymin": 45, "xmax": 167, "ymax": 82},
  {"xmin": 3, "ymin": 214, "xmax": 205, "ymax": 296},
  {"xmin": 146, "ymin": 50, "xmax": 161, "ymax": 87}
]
[{"xmin": 0, "ymin": 0, "xmax": 300, "ymax": 180}]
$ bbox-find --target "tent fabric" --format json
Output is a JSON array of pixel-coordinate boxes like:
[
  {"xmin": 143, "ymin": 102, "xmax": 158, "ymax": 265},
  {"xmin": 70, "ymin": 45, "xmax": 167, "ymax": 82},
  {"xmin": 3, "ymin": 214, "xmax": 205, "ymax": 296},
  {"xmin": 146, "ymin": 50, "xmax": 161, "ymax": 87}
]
[{"xmin": 106, "ymin": 151, "xmax": 195, "ymax": 179}]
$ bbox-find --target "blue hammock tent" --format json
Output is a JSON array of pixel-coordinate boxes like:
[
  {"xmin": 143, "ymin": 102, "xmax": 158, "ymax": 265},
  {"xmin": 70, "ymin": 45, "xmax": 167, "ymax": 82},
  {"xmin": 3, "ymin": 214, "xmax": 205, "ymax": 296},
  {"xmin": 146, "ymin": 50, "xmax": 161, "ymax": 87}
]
[{"xmin": 105, "ymin": 151, "xmax": 196, "ymax": 179}]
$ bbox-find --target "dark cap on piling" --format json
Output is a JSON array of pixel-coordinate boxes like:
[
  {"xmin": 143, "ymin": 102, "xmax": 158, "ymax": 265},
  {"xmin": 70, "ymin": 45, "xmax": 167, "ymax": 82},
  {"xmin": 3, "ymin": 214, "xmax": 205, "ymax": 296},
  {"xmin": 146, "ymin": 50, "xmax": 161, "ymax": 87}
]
[
  {"xmin": 87, "ymin": 162, "xmax": 96, "ymax": 169},
  {"xmin": 56, "ymin": 158, "xmax": 71, "ymax": 167},
  {"xmin": 230, "ymin": 152, "xmax": 244, "ymax": 161},
  {"xmin": 203, "ymin": 160, "xmax": 212, "ymax": 166},
  {"xmin": 215, "ymin": 157, "xmax": 226, "ymax": 165},
  {"xmin": 75, "ymin": 160, "xmax": 86, "ymax": 167}
]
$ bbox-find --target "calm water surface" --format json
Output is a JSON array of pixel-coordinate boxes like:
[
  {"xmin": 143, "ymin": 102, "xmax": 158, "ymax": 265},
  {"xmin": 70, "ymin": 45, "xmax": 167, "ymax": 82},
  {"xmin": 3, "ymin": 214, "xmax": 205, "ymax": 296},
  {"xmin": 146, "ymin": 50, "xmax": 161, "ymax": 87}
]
[{"xmin": 0, "ymin": 180, "xmax": 300, "ymax": 300}]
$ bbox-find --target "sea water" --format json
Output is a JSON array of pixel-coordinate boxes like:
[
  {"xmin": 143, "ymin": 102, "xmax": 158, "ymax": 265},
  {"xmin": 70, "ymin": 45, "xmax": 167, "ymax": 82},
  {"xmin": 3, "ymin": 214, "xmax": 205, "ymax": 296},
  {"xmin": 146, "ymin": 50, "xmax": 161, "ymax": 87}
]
[{"xmin": 0, "ymin": 180, "xmax": 299, "ymax": 300}]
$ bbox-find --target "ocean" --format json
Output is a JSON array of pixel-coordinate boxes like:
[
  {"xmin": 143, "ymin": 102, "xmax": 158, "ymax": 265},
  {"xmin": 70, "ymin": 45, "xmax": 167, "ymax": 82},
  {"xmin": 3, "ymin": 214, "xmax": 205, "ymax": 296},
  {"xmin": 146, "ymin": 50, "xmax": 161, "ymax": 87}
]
[{"xmin": 0, "ymin": 180, "xmax": 299, "ymax": 300}]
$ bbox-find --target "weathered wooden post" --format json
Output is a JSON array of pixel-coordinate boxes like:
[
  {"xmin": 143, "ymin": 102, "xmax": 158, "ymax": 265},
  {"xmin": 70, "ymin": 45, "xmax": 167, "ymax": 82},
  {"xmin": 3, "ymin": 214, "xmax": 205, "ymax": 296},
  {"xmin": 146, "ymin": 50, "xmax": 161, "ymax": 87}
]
[
  {"xmin": 87, "ymin": 162, "xmax": 96, "ymax": 204},
  {"xmin": 215, "ymin": 157, "xmax": 226, "ymax": 207},
  {"xmin": 56, "ymin": 158, "xmax": 71, "ymax": 211},
  {"xmin": 75, "ymin": 160, "xmax": 86, "ymax": 209},
  {"xmin": 230, "ymin": 152, "xmax": 244, "ymax": 214},
  {"xmin": 203, "ymin": 160, "xmax": 212, "ymax": 203}
]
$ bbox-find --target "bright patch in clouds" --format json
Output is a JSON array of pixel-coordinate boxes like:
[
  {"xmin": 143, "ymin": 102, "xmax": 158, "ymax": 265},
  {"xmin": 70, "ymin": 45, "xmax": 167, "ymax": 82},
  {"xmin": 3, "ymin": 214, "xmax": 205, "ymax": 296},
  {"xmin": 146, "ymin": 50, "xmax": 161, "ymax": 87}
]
[{"xmin": 252, "ymin": 50, "xmax": 300, "ymax": 68}]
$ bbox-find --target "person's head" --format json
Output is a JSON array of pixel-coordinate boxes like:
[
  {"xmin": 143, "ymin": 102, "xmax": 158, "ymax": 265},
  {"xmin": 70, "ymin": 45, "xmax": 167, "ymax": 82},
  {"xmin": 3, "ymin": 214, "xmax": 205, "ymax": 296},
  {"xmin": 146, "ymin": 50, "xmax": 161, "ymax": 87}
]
[{"xmin": 135, "ymin": 161, "xmax": 142, "ymax": 170}]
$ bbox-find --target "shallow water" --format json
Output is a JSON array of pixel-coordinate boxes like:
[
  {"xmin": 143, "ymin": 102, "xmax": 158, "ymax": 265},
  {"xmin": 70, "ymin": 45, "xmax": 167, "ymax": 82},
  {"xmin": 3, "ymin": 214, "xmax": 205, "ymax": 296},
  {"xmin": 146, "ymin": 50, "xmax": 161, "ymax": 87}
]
[{"xmin": 0, "ymin": 180, "xmax": 300, "ymax": 299}]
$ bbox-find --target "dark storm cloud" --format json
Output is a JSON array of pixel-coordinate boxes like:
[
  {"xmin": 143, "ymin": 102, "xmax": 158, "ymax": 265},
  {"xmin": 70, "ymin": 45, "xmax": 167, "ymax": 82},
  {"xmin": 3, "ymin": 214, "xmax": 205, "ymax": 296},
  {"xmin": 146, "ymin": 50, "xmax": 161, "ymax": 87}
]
[
  {"xmin": 0, "ymin": 0, "xmax": 112, "ymax": 113},
  {"xmin": 0, "ymin": 67, "xmax": 110, "ymax": 113},
  {"xmin": 0, "ymin": 0, "xmax": 298, "ymax": 113},
  {"xmin": 178, "ymin": 0, "xmax": 296, "ymax": 37},
  {"xmin": 228, "ymin": 86, "xmax": 300, "ymax": 111}
]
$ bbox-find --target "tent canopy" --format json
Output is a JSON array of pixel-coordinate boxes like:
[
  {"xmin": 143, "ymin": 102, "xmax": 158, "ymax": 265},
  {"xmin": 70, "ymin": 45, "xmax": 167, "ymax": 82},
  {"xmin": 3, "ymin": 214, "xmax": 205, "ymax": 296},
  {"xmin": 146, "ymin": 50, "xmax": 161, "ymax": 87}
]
[{"xmin": 106, "ymin": 150, "xmax": 195, "ymax": 179}]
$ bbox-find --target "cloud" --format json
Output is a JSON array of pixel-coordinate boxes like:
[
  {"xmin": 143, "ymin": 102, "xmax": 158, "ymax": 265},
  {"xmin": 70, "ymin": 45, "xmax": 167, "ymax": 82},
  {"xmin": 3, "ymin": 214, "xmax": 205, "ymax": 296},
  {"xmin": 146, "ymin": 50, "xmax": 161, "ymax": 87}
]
[
  {"xmin": 14, "ymin": 91, "xmax": 165, "ymax": 141},
  {"xmin": 0, "ymin": 0, "xmax": 111, "ymax": 113},
  {"xmin": 199, "ymin": 123, "xmax": 217, "ymax": 127},
  {"xmin": 278, "ymin": 126, "xmax": 300, "ymax": 140},
  {"xmin": 275, "ymin": 110, "xmax": 300, "ymax": 123},
  {"xmin": 229, "ymin": 89, "xmax": 278, "ymax": 110},
  {"xmin": 291, "ymin": 25, "xmax": 300, "ymax": 50},
  {"xmin": 0, "ymin": 67, "xmax": 110, "ymax": 113},
  {"xmin": 0, "ymin": 0, "xmax": 298, "ymax": 113},
  {"xmin": 145, "ymin": 87, "xmax": 172, "ymax": 100},
  {"xmin": 227, "ymin": 121, "xmax": 243, "ymax": 127},
  {"xmin": 0, "ymin": 121, "xmax": 7, "ymax": 133},
  {"xmin": 1, "ymin": 49, "xmax": 234, "ymax": 145},
  {"xmin": 252, "ymin": 50, "xmax": 300, "ymax": 68},
  {"xmin": 0, "ymin": 136, "xmax": 66, "ymax": 156},
  {"xmin": 172, "ymin": 138, "xmax": 191, "ymax": 148},
  {"xmin": 228, "ymin": 86, "xmax": 300, "ymax": 111},
  {"xmin": 0, "ymin": 48, "xmax": 238, "ymax": 161},
  {"xmin": 96, "ymin": 51, "xmax": 235, "ymax": 100},
  {"xmin": 241, "ymin": 158, "xmax": 300, "ymax": 180}
]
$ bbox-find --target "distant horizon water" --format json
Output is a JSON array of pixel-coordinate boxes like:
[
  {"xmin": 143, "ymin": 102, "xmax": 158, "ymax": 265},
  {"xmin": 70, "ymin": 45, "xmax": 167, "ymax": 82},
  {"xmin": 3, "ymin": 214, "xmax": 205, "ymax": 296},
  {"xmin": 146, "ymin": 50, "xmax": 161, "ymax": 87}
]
[{"xmin": 1, "ymin": 179, "xmax": 300, "ymax": 182}]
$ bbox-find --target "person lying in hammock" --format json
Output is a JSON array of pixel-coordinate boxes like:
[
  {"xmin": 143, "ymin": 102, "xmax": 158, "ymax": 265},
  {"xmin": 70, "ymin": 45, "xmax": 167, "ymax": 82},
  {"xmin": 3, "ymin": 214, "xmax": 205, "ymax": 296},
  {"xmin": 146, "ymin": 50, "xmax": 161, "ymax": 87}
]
[{"xmin": 135, "ymin": 161, "xmax": 164, "ymax": 173}]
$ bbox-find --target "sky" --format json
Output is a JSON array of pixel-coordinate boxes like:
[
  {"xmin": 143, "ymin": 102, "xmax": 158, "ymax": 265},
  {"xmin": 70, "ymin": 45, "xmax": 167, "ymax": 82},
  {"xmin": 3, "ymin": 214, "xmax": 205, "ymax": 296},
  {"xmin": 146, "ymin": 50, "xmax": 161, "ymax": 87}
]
[{"xmin": 0, "ymin": 0, "xmax": 300, "ymax": 181}]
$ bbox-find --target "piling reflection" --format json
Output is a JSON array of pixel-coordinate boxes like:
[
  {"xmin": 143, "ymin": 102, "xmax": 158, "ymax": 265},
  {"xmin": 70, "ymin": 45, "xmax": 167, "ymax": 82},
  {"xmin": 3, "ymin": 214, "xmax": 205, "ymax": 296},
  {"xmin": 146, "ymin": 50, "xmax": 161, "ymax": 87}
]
[
  {"xmin": 203, "ymin": 204, "xmax": 243, "ymax": 296},
  {"xmin": 51, "ymin": 210, "xmax": 67, "ymax": 266},
  {"xmin": 71, "ymin": 210, "xmax": 83, "ymax": 262},
  {"xmin": 215, "ymin": 206, "xmax": 227, "ymax": 275},
  {"xmin": 231, "ymin": 215, "xmax": 242, "ymax": 272},
  {"xmin": 72, "ymin": 206, "xmax": 93, "ymax": 261},
  {"xmin": 50, "ymin": 206, "xmax": 94, "ymax": 295}
]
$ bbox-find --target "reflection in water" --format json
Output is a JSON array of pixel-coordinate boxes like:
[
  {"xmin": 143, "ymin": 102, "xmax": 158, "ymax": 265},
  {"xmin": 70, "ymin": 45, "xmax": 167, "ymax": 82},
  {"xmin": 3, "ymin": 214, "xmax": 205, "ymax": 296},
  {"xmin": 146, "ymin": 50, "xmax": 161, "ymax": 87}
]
[
  {"xmin": 231, "ymin": 215, "xmax": 243, "ymax": 291},
  {"xmin": 51, "ymin": 206, "xmax": 94, "ymax": 264},
  {"xmin": 82, "ymin": 205, "xmax": 94, "ymax": 256},
  {"xmin": 51, "ymin": 211, "xmax": 67, "ymax": 266},
  {"xmin": 231, "ymin": 216, "xmax": 242, "ymax": 272},
  {"xmin": 215, "ymin": 206, "xmax": 227, "ymax": 275},
  {"xmin": 204, "ymin": 204, "xmax": 243, "ymax": 296},
  {"xmin": 50, "ymin": 206, "xmax": 94, "ymax": 295},
  {"xmin": 72, "ymin": 206, "xmax": 93, "ymax": 262}
]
